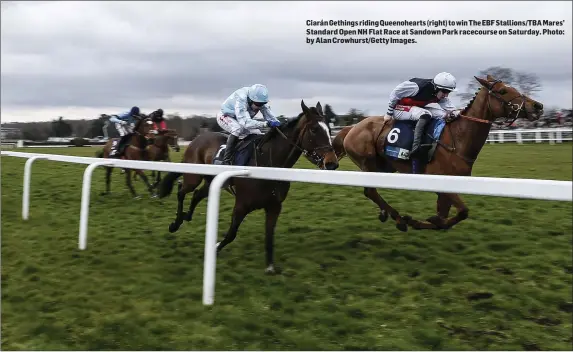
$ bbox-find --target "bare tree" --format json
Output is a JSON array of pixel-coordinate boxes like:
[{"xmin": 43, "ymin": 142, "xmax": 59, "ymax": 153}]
[
  {"xmin": 459, "ymin": 66, "xmax": 515, "ymax": 102},
  {"xmin": 515, "ymin": 71, "xmax": 542, "ymax": 97},
  {"xmin": 459, "ymin": 66, "xmax": 542, "ymax": 103}
]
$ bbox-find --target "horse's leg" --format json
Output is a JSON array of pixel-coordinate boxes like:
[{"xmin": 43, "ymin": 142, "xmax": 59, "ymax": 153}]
[
  {"xmin": 352, "ymin": 156, "xmax": 408, "ymax": 232},
  {"xmin": 168, "ymin": 174, "xmax": 202, "ymax": 233},
  {"xmin": 404, "ymin": 192, "xmax": 466, "ymax": 230},
  {"xmin": 263, "ymin": 201, "xmax": 282, "ymax": 274},
  {"xmin": 125, "ymin": 168, "xmax": 140, "ymax": 199},
  {"xmin": 134, "ymin": 169, "xmax": 155, "ymax": 196},
  {"xmin": 183, "ymin": 177, "xmax": 211, "ymax": 222},
  {"xmin": 439, "ymin": 193, "xmax": 469, "ymax": 229},
  {"xmin": 426, "ymin": 193, "xmax": 452, "ymax": 227},
  {"xmin": 216, "ymin": 202, "xmax": 249, "ymax": 253},
  {"xmin": 101, "ymin": 166, "xmax": 113, "ymax": 195}
]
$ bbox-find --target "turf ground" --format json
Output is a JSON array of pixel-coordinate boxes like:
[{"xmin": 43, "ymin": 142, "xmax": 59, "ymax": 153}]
[{"xmin": 1, "ymin": 143, "xmax": 572, "ymax": 350}]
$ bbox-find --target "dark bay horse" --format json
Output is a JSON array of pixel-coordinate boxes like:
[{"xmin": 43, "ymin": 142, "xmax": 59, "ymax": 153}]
[
  {"xmin": 132, "ymin": 128, "xmax": 179, "ymax": 187},
  {"xmin": 158, "ymin": 100, "xmax": 339, "ymax": 273},
  {"xmin": 95, "ymin": 116, "xmax": 155, "ymax": 198},
  {"xmin": 338, "ymin": 75, "xmax": 544, "ymax": 232}
]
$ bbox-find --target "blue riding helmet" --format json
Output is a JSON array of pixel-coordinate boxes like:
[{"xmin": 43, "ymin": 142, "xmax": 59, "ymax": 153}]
[
  {"xmin": 130, "ymin": 106, "xmax": 140, "ymax": 116},
  {"xmin": 247, "ymin": 84, "xmax": 269, "ymax": 104}
]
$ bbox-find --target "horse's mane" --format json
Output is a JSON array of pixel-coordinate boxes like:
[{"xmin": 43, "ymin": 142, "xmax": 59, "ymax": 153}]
[
  {"xmin": 261, "ymin": 107, "xmax": 317, "ymax": 141},
  {"xmin": 461, "ymin": 87, "xmax": 482, "ymax": 115},
  {"xmin": 133, "ymin": 115, "xmax": 148, "ymax": 131}
]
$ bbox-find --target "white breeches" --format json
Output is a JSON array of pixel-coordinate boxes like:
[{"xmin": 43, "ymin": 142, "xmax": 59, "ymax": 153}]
[
  {"xmin": 115, "ymin": 123, "xmax": 132, "ymax": 136},
  {"xmin": 392, "ymin": 103, "xmax": 447, "ymax": 121},
  {"xmin": 216, "ymin": 112, "xmax": 263, "ymax": 139}
]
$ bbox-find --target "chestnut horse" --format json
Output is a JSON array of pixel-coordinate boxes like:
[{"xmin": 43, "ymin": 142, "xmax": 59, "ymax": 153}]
[
  {"xmin": 158, "ymin": 100, "xmax": 339, "ymax": 273},
  {"xmin": 332, "ymin": 125, "xmax": 353, "ymax": 160},
  {"xmin": 95, "ymin": 115, "xmax": 155, "ymax": 198},
  {"xmin": 337, "ymin": 75, "xmax": 544, "ymax": 232}
]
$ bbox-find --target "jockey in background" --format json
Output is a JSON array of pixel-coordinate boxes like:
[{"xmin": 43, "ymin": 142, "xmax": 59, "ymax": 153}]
[
  {"xmin": 215, "ymin": 84, "xmax": 282, "ymax": 165},
  {"xmin": 150, "ymin": 109, "xmax": 167, "ymax": 130},
  {"xmin": 108, "ymin": 106, "xmax": 142, "ymax": 157},
  {"xmin": 384, "ymin": 72, "xmax": 460, "ymax": 173}
]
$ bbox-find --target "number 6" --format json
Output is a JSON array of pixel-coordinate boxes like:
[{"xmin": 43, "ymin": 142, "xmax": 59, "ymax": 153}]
[{"xmin": 387, "ymin": 128, "xmax": 400, "ymax": 143}]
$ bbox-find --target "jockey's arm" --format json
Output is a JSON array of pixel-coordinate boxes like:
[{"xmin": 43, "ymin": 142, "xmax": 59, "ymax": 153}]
[
  {"xmin": 234, "ymin": 98, "xmax": 267, "ymax": 130},
  {"xmin": 386, "ymin": 81, "xmax": 419, "ymax": 117},
  {"xmin": 111, "ymin": 111, "xmax": 131, "ymax": 123},
  {"xmin": 259, "ymin": 104, "xmax": 280, "ymax": 124},
  {"xmin": 109, "ymin": 115, "xmax": 121, "ymax": 124},
  {"xmin": 438, "ymin": 97, "xmax": 460, "ymax": 118}
]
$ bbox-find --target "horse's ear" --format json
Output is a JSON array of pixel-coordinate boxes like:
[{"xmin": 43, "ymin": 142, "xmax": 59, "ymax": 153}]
[
  {"xmin": 315, "ymin": 101, "xmax": 324, "ymax": 116},
  {"xmin": 301, "ymin": 99, "xmax": 310, "ymax": 115},
  {"xmin": 486, "ymin": 74, "xmax": 495, "ymax": 81},
  {"xmin": 475, "ymin": 76, "xmax": 490, "ymax": 88}
]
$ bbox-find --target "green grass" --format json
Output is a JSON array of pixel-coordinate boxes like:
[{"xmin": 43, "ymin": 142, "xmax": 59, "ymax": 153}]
[{"xmin": 2, "ymin": 143, "xmax": 572, "ymax": 350}]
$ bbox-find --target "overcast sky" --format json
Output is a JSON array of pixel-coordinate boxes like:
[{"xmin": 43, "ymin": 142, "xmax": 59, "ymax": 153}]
[{"xmin": 1, "ymin": 1, "xmax": 571, "ymax": 123}]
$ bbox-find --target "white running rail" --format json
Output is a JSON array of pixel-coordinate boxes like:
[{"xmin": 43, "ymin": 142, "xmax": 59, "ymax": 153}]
[{"xmin": 2, "ymin": 150, "xmax": 572, "ymax": 306}]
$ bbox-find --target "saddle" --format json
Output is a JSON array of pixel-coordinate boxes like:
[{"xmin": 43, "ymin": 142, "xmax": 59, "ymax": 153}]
[
  {"xmin": 212, "ymin": 134, "xmax": 264, "ymax": 166},
  {"xmin": 381, "ymin": 118, "xmax": 447, "ymax": 171}
]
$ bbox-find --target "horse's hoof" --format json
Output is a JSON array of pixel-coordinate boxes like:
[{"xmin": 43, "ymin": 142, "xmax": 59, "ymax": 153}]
[
  {"xmin": 184, "ymin": 213, "xmax": 193, "ymax": 222},
  {"xmin": 378, "ymin": 211, "xmax": 388, "ymax": 223},
  {"xmin": 426, "ymin": 215, "xmax": 444, "ymax": 228},
  {"xmin": 168, "ymin": 222, "xmax": 180, "ymax": 233},
  {"xmin": 100, "ymin": 192, "xmax": 109, "ymax": 196},
  {"xmin": 150, "ymin": 193, "xmax": 158, "ymax": 199},
  {"xmin": 395, "ymin": 218, "xmax": 408, "ymax": 232}
]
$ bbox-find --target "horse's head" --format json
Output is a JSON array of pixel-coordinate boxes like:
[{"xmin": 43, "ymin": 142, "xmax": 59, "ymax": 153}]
[
  {"xmin": 134, "ymin": 115, "xmax": 155, "ymax": 139},
  {"xmin": 474, "ymin": 74, "xmax": 544, "ymax": 125},
  {"xmin": 154, "ymin": 128, "xmax": 178, "ymax": 146},
  {"xmin": 295, "ymin": 100, "xmax": 339, "ymax": 170}
]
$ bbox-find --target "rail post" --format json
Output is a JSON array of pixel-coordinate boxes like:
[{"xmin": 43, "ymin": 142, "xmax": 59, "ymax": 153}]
[
  {"xmin": 78, "ymin": 161, "xmax": 113, "ymax": 250},
  {"xmin": 202, "ymin": 169, "xmax": 250, "ymax": 306},
  {"xmin": 22, "ymin": 156, "xmax": 47, "ymax": 220}
]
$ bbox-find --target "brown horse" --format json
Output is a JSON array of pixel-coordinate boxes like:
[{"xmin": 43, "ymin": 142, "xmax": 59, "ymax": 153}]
[
  {"xmin": 157, "ymin": 100, "xmax": 339, "ymax": 273},
  {"xmin": 337, "ymin": 74, "xmax": 544, "ymax": 232},
  {"xmin": 95, "ymin": 115, "xmax": 155, "ymax": 198},
  {"xmin": 332, "ymin": 125, "xmax": 354, "ymax": 160},
  {"xmin": 144, "ymin": 128, "xmax": 180, "ymax": 188}
]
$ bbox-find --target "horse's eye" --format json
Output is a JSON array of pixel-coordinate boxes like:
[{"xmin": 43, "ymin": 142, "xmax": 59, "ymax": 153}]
[{"xmin": 499, "ymin": 88, "xmax": 507, "ymax": 95}]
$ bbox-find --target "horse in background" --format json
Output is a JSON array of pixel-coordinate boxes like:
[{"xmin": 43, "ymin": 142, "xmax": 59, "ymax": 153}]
[{"xmin": 95, "ymin": 115, "xmax": 156, "ymax": 198}]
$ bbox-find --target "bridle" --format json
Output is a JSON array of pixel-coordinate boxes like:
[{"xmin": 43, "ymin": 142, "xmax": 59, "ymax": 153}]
[
  {"xmin": 459, "ymin": 80, "xmax": 526, "ymax": 127},
  {"xmin": 436, "ymin": 80, "xmax": 527, "ymax": 165},
  {"xmin": 257, "ymin": 117, "xmax": 335, "ymax": 168}
]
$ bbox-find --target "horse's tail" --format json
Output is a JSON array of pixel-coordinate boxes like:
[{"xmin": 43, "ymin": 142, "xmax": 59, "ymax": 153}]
[
  {"xmin": 332, "ymin": 125, "xmax": 353, "ymax": 161},
  {"xmin": 95, "ymin": 149, "xmax": 104, "ymax": 158},
  {"xmin": 158, "ymin": 172, "xmax": 182, "ymax": 198}
]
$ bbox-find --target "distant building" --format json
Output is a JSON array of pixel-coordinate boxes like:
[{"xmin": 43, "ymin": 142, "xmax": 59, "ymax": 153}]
[{"xmin": 1, "ymin": 127, "xmax": 21, "ymax": 139}]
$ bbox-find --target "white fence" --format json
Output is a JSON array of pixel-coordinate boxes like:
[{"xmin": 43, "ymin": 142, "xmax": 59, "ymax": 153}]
[{"xmin": 1, "ymin": 150, "xmax": 572, "ymax": 306}]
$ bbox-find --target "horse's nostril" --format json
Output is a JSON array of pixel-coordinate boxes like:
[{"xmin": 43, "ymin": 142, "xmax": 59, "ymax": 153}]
[
  {"xmin": 534, "ymin": 102, "xmax": 543, "ymax": 110},
  {"xmin": 325, "ymin": 162, "xmax": 338, "ymax": 170}
]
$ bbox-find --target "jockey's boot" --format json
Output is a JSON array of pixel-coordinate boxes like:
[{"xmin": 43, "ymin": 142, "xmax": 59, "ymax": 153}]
[
  {"xmin": 410, "ymin": 115, "xmax": 430, "ymax": 174},
  {"xmin": 221, "ymin": 134, "xmax": 238, "ymax": 165}
]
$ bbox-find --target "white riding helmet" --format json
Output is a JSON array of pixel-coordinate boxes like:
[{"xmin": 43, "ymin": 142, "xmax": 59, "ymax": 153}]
[
  {"xmin": 247, "ymin": 84, "xmax": 269, "ymax": 103},
  {"xmin": 433, "ymin": 72, "xmax": 457, "ymax": 92}
]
